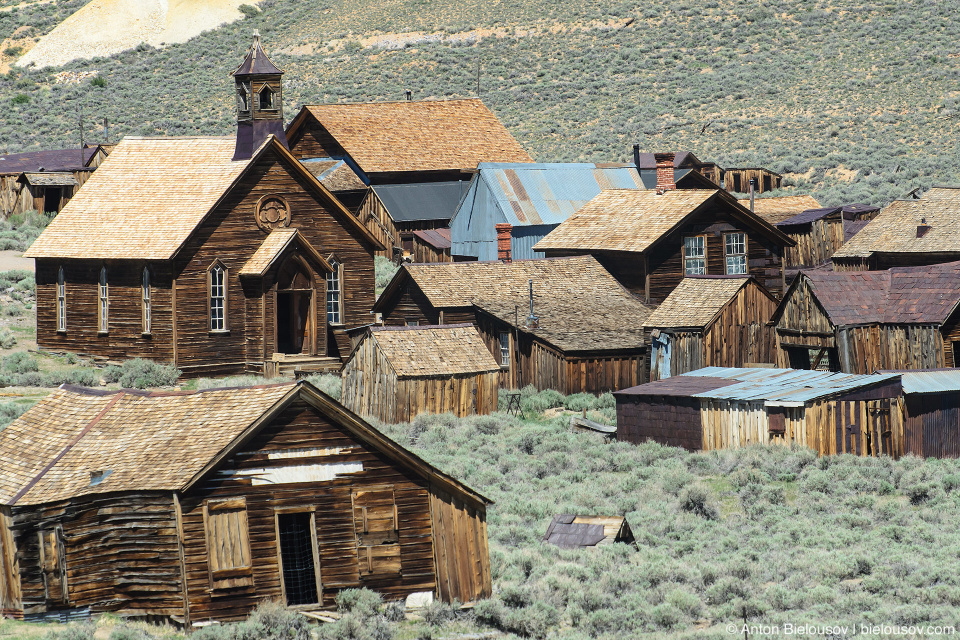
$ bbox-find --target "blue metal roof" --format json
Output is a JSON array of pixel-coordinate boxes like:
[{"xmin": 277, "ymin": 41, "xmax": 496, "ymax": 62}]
[
  {"xmin": 473, "ymin": 162, "xmax": 644, "ymax": 226},
  {"xmin": 683, "ymin": 367, "xmax": 900, "ymax": 405}
]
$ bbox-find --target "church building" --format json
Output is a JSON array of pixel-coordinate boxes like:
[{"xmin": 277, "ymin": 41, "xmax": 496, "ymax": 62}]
[{"xmin": 24, "ymin": 34, "xmax": 384, "ymax": 375}]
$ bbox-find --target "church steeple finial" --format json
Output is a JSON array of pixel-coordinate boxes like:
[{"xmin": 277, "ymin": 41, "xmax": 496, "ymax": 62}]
[{"xmin": 233, "ymin": 31, "xmax": 288, "ymax": 161}]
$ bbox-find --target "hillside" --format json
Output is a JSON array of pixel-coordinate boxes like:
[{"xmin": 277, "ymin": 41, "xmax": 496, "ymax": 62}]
[{"xmin": 0, "ymin": 0, "xmax": 959, "ymax": 206}]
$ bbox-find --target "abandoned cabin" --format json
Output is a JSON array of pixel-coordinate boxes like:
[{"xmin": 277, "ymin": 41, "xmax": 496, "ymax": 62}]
[
  {"xmin": 739, "ymin": 195, "xmax": 822, "ymax": 223},
  {"xmin": 448, "ymin": 162, "xmax": 644, "ymax": 262},
  {"xmin": 373, "ymin": 255, "xmax": 654, "ymax": 393},
  {"xmin": 774, "ymin": 203, "xmax": 880, "ymax": 270},
  {"xmin": 341, "ymin": 324, "xmax": 500, "ymax": 423},
  {"xmin": 284, "ymin": 98, "xmax": 533, "ymax": 259},
  {"xmin": 24, "ymin": 35, "xmax": 385, "ymax": 376},
  {"xmin": 645, "ymin": 276, "xmax": 779, "ymax": 381},
  {"xmin": 532, "ymin": 153, "xmax": 794, "ymax": 302},
  {"xmin": 832, "ymin": 186, "xmax": 960, "ymax": 271},
  {"xmin": 411, "ymin": 228, "xmax": 452, "ymax": 263},
  {"xmin": 615, "ymin": 367, "xmax": 904, "ymax": 457},
  {"xmin": 0, "ymin": 381, "xmax": 491, "ymax": 623},
  {"xmin": 0, "ymin": 144, "xmax": 111, "ymax": 217},
  {"xmin": 772, "ymin": 261, "xmax": 960, "ymax": 373}
]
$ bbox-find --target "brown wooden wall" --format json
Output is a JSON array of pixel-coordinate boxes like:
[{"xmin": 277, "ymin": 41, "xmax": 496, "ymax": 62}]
[
  {"xmin": 721, "ymin": 168, "xmax": 781, "ymax": 194},
  {"xmin": 775, "ymin": 277, "xmax": 837, "ymax": 368},
  {"xmin": 429, "ymin": 490, "xmax": 491, "ymax": 604},
  {"xmin": 340, "ymin": 335, "xmax": 498, "ymax": 423},
  {"xmin": 412, "ymin": 237, "xmax": 452, "ymax": 264},
  {"xmin": 35, "ymin": 260, "xmax": 175, "ymax": 361},
  {"xmin": 703, "ymin": 282, "xmax": 778, "ymax": 368},
  {"xmin": 0, "ymin": 170, "xmax": 93, "ymax": 218},
  {"xmin": 0, "ymin": 507, "xmax": 20, "ymax": 617},
  {"xmin": 782, "ymin": 219, "xmax": 844, "ymax": 268},
  {"xmin": 10, "ymin": 493, "xmax": 183, "ymax": 618},
  {"xmin": 357, "ymin": 191, "xmax": 400, "ymax": 259},
  {"xmin": 287, "ymin": 119, "xmax": 349, "ymax": 162},
  {"xmin": 834, "ymin": 324, "xmax": 944, "ymax": 374}
]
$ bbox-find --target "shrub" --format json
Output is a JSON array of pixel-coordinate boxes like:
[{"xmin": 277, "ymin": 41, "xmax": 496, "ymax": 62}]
[
  {"xmin": 239, "ymin": 3, "xmax": 260, "ymax": 17},
  {"xmin": 679, "ymin": 482, "xmax": 720, "ymax": 520},
  {"xmin": 374, "ymin": 256, "xmax": 399, "ymax": 294},
  {"xmin": 197, "ymin": 374, "xmax": 276, "ymax": 389},
  {"xmin": 102, "ymin": 359, "xmax": 180, "ymax": 388},
  {"xmin": 336, "ymin": 588, "xmax": 383, "ymax": 617},
  {"xmin": 90, "ymin": 76, "xmax": 107, "ymax": 87},
  {"xmin": 11, "ymin": 94, "xmax": 28, "ymax": 105},
  {"xmin": 2, "ymin": 351, "xmax": 37, "ymax": 373},
  {"xmin": 0, "ymin": 328, "xmax": 16, "ymax": 349},
  {"xmin": 42, "ymin": 624, "xmax": 96, "ymax": 640},
  {"xmin": 305, "ymin": 373, "xmax": 342, "ymax": 399},
  {"xmin": 563, "ymin": 393, "xmax": 596, "ymax": 412},
  {"xmin": 521, "ymin": 387, "xmax": 564, "ymax": 414},
  {"xmin": 107, "ymin": 626, "xmax": 151, "ymax": 640},
  {"xmin": 422, "ymin": 599, "xmax": 458, "ymax": 626},
  {"xmin": 0, "ymin": 399, "xmax": 31, "ymax": 428}
]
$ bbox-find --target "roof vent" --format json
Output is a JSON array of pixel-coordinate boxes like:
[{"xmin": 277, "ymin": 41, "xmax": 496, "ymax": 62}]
[{"xmin": 89, "ymin": 469, "xmax": 113, "ymax": 486}]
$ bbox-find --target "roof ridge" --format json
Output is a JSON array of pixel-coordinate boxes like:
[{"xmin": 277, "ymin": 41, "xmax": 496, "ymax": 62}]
[{"xmin": 306, "ymin": 97, "xmax": 482, "ymax": 107}]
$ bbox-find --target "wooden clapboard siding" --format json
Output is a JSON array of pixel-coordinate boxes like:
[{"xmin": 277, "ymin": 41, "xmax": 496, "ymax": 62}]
[
  {"xmin": 357, "ymin": 191, "xmax": 401, "ymax": 259},
  {"xmin": 701, "ymin": 281, "xmax": 778, "ymax": 369},
  {"xmin": 835, "ymin": 324, "xmax": 944, "ymax": 374},
  {"xmin": 35, "ymin": 260, "xmax": 175, "ymax": 361},
  {"xmin": 783, "ymin": 218, "xmax": 845, "ymax": 268},
  {"xmin": 775, "ymin": 277, "xmax": 836, "ymax": 367},
  {"xmin": 0, "ymin": 507, "xmax": 20, "ymax": 617},
  {"xmin": 10, "ymin": 494, "xmax": 183, "ymax": 617},
  {"xmin": 722, "ymin": 168, "xmax": 780, "ymax": 194},
  {"xmin": 378, "ymin": 286, "xmax": 441, "ymax": 326},
  {"xmin": 429, "ymin": 489, "xmax": 491, "ymax": 604},
  {"xmin": 171, "ymin": 148, "xmax": 374, "ymax": 373},
  {"xmin": 412, "ymin": 235, "xmax": 452, "ymax": 264},
  {"xmin": 179, "ymin": 399, "xmax": 440, "ymax": 621}
]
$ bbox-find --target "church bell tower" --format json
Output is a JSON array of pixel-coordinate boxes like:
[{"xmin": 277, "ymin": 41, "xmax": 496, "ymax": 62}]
[{"xmin": 233, "ymin": 31, "xmax": 289, "ymax": 160}]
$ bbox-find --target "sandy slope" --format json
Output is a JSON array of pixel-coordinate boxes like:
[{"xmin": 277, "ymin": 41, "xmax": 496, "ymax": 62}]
[{"xmin": 17, "ymin": 0, "xmax": 258, "ymax": 69}]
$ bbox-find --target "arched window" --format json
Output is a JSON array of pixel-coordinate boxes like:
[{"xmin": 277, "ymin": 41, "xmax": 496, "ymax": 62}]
[
  {"xmin": 141, "ymin": 267, "xmax": 151, "ymax": 335},
  {"xmin": 56, "ymin": 266, "xmax": 66, "ymax": 332},
  {"xmin": 209, "ymin": 262, "xmax": 227, "ymax": 332},
  {"xmin": 98, "ymin": 267, "xmax": 108, "ymax": 333},
  {"xmin": 326, "ymin": 260, "xmax": 341, "ymax": 325},
  {"xmin": 259, "ymin": 85, "xmax": 274, "ymax": 110}
]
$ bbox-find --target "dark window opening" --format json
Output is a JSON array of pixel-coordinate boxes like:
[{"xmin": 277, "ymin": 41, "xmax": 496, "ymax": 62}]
[
  {"xmin": 786, "ymin": 347, "xmax": 811, "ymax": 370},
  {"xmin": 732, "ymin": 174, "xmax": 742, "ymax": 193},
  {"xmin": 43, "ymin": 188, "xmax": 61, "ymax": 213},
  {"xmin": 952, "ymin": 341, "xmax": 960, "ymax": 367},
  {"xmin": 277, "ymin": 513, "xmax": 319, "ymax": 606},
  {"xmin": 260, "ymin": 86, "xmax": 274, "ymax": 110},
  {"xmin": 763, "ymin": 175, "xmax": 773, "ymax": 192}
]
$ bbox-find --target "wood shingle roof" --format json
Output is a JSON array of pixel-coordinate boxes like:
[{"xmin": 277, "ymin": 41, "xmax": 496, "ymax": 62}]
[
  {"xmin": 368, "ymin": 325, "xmax": 500, "ymax": 378},
  {"xmin": 738, "ymin": 195, "xmax": 822, "ymax": 224},
  {"xmin": 293, "ymin": 99, "xmax": 533, "ymax": 174},
  {"xmin": 644, "ymin": 276, "xmax": 752, "ymax": 329}
]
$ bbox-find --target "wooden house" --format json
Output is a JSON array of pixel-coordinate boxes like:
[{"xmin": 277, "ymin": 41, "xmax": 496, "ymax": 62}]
[
  {"xmin": 411, "ymin": 229, "xmax": 452, "ymax": 263},
  {"xmin": 357, "ymin": 182, "xmax": 468, "ymax": 260},
  {"xmin": 0, "ymin": 381, "xmax": 491, "ymax": 623},
  {"xmin": 772, "ymin": 262, "xmax": 960, "ymax": 374},
  {"xmin": 542, "ymin": 515, "xmax": 635, "ymax": 548},
  {"xmin": 615, "ymin": 367, "xmax": 904, "ymax": 456},
  {"xmin": 285, "ymin": 99, "xmax": 533, "ymax": 252},
  {"xmin": 833, "ymin": 187, "xmax": 960, "ymax": 271},
  {"xmin": 341, "ymin": 324, "xmax": 500, "ymax": 423},
  {"xmin": 722, "ymin": 167, "xmax": 782, "ymax": 194},
  {"xmin": 0, "ymin": 145, "xmax": 109, "ymax": 217},
  {"xmin": 24, "ymin": 35, "xmax": 384, "ymax": 376},
  {"xmin": 645, "ymin": 276, "xmax": 779, "ymax": 381},
  {"xmin": 533, "ymin": 154, "xmax": 794, "ymax": 302},
  {"xmin": 632, "ymin": 150, "xmax": 722, "ymax": 187},
  {"xmin": 448, "ymin": 162, "xmax": 644, "ymax": 261},
  {"xmin": 373, "ymin": 255, "xmax": 654, "ymax": 394},
  {"xmin": 774, "ymin": 203, "xmax": 880, "ymax": 269}
]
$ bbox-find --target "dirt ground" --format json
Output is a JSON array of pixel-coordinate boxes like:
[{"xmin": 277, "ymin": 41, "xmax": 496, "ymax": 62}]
[{"xmin": 0, "ymin": 250, "xmax": 34, "ymax": 272}]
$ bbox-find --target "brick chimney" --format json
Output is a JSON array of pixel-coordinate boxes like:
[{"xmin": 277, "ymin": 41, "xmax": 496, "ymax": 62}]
[
  {"xmin": 655, "ymin": 152, "xmax": 676, "ymax": 194},
  {"xmin": 495, "ymin": 223, "xmax": 512, "ymax": 262}
]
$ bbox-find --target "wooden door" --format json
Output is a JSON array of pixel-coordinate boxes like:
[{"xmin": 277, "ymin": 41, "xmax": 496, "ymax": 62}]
[
  {"xmin": 38, "ymin": 527, "xmax": 67, "ymax": 604},
  {"xmin": 351, "ymin": 487, "xmax": 401, "ymax": 578},
  {"xmin": 276, "ymin": 258, "xmax": 316, "ymax": 355}
]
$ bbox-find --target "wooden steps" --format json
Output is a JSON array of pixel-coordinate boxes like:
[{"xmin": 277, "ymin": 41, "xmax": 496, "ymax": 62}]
[{"xmin": 267, "ymin": 353, "xmax": 342, "ymax": 378}]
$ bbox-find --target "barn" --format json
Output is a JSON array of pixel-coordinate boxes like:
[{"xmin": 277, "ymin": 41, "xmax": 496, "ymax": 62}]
[
  {"xmin": 340, "ymin": 324, "xmax": 500, "ymax": 423},
  {"xmin": 645, "ymin": 276, "xmax": 779, "ymax": 381},
  {"xmin": 0, "ymin": 381, "xmax": 491, "ymax": 623},
  {"xmin": 772, "ymin": 261, "xmax": 960, "ymax": 373},
  {"xmin": 615, "ymin": 367, "xmax": 904, "ymax": 456}
]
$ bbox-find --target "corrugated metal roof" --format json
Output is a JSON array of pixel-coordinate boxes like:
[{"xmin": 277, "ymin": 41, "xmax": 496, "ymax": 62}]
[
  {"xmin": 894, "ymin": 370, "xmax": 960, "ymax": 395},
  {"xmin": 681, "ymin": 367, "xmax": 899, "ymax": 405},
  {"xmin": 373, "ymin": 181, "xmax": 469, "ymax": 222},
  {"xmin": 476, "ymin": 162, "xmax": 644, "ymax": 226}
]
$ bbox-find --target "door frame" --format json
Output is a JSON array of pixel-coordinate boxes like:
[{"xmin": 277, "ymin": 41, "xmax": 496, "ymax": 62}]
[
  {"xmin": 273, "ymin": 507, "xmax": 323, "ymax": 608},
  {"xmin": 272, "ymin": 255, "xmax": 321, "ymax": 357}
]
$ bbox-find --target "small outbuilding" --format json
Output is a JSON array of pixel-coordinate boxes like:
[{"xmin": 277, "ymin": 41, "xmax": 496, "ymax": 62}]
[
  {"xmin": 542, "ymin": 515, "xmax": 635, "ymax": 548},
  {"xmin": 411, "ymin": 228, "xmax": 452, "ymax": 263},
  {"xmin": 775, "ymin": 203, "xmax": 880, "ymax": 269},
  {"xmin": 645, "ymin": 276, "xmax": 779, "ymax": 381},
  {"xmin": 341, "ymin": 324, "xmax": 500, "ymax": 423},
  {"xmin": 0, "ymin": 381, "xmax": 492, "ymax": 623},
  {"xmin": 897, "ymin": 370, "xmax": 960, "ymax": 458},
  {"xmin": 615, "ymin": 367, "xmax": 904, "ymax": 456}
]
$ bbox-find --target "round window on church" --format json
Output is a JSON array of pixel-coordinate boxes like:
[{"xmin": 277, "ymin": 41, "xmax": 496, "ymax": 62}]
[{"xmin": 256, "ymin": 195, "xmax": 291, "ymax": 231}]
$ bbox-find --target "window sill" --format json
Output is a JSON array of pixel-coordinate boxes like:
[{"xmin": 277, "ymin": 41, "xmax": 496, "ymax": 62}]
[
  {"xmin": 57, "ymin": 330, "xmax": 67, "ymax": 335},
  {"xmin": 209, "ymin": 330, "xmax": 231, "ymax": 336}
]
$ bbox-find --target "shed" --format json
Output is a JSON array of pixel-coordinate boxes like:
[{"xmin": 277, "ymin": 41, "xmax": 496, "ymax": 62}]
[
  {"xmin": 449, "ymin": 162, "xmax": 644, "ymax": 261},
  {"xmin": 723, "ymin": 167, "xmax": 781, "ymax": 194},
  {"xmin": 772, "ymin": 261, "xmax": 960, "ymax": 373},
  {"xmin": 0, "ymin": 381, "xmax": 492, "ymax": 623},
  {"xmin": 0, "ymin": 145, "xmax": 103, "ymax": 217},
  {"xmin": 542, "ymin": 515, "xmax": 635, "ymax": 548},
  {"xmin": 645, "ymin": 276, "xmax": 779, "ymax": 381},
  {"xmin": 341, "ymin": 324, "xmax": 500, "ymax": 423},
  {"xmin": 411, "ymin": 228, "xmax": 452, "ymax": 263},
  {"xmin": 833, "ymin": 187, "xmax": 960, "ymax": 271},
  {"xmin": 775, "ymin": 203, "xmax": 880, "ymax": 269},
  {"xmin": 892, "ymin": 370, "xmax": 960, "ymax": 459},
  {"xmin": 615, "ymin": 367, "xmax": 904, "ymax": 456}
]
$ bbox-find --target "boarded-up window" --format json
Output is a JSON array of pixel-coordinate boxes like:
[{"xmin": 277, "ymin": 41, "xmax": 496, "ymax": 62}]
[
  {"xmin": 204, "ymin": 498, "xmax": 254, "ymax": 590},
  {"xmin": 352, "ymin": 487, "xmax": 400, "ymax": 577},
  {"xmin": 38, "ymin": 526, "xmax": 67, "ymax": 603}
]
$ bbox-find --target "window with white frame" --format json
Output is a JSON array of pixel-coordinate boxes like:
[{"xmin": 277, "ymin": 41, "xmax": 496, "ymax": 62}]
[
  {"xmin": 498, "ymin": 331, "xmax": 510, "ymax": 368},
  {"xmin": 56, "ymin": 267, "xmax": 66, "ymax": 332},
  {"xmin": 209, "ymin": 263, "xmax": 227, "ymax": 331},
  {"xmin": 683, "ymin": 236, "xmax": 706, "ymax": 275},
  {"xmin": 326, "ymin": 261, "xmax": 342, "ymax": 325},
  {"xmin": 97, "ymin": 267, "xmax": 108, "ymax": 333},
  {"xmin": 141, "ymin": 267, "xmax": 151, "ymax": 335},
  {"xmin": 725, "ymin": 232, "xmax": 748, "ymax": 275}
]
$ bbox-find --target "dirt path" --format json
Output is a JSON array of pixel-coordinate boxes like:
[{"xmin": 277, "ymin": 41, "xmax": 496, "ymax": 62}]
[{"xmin": 0, "ymin": 250, "xmax": 33, "ymax": 272}]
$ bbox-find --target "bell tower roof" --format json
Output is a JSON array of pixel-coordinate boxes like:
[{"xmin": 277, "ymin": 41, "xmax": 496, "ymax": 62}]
[{"xmin": 234, "ymin": 30, "xmax": 283, "ymax": 77}]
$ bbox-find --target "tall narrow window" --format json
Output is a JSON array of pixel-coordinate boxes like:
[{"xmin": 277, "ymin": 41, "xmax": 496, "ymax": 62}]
[
  {"xmin": 98, "ymin": 267, "xmax": 108, "ymax": 333},
  {"xmin": 725, "ymin": 232, "xmax": 748, "ymax": 275},
  {"xmin": 499, "ymin": 331, "xmax": 510, "ymax": 368},
  {"xmin": 141, "ymin": 267, "xmax": 151, "ymax": 335},
  {"xmin": 683, "ymin": 236, "xmax": 706, "ymax": 275},
  {"xmin": 56, "ymin": 267, "xmax": 66, "ymax": 332},
  {"xmin": 326, "ymin": 261, "xmax": 342, "ymax": 325},
  {"xmin": 210, "ymin": 263, "xmax": 227, "ymax": 332}
]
